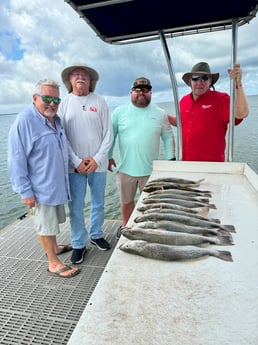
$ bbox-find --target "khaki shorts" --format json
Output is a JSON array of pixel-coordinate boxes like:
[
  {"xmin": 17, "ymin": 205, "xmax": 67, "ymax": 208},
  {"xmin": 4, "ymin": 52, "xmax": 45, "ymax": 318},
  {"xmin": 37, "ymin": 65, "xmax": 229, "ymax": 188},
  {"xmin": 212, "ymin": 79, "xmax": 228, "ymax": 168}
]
[
  {"xmin": 116, "ymin": 172, "xmax": 149, "ymax": 204},
  {"xmin": 34, "ymin": 203, "xmax": 66, "ymax": 236}
]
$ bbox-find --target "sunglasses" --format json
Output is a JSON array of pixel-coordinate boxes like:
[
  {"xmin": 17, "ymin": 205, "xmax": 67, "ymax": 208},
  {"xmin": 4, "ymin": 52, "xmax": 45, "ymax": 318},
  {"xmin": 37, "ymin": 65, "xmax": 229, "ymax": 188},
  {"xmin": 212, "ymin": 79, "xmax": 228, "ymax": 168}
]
[
  {"xmin": 36, "ymin": 94, "xmax": 61, "ymax": 105},
  {"xmin": 132, "ymin": 88, "xmax": 151, "ymax": 93},
  {"xmin": 191, "ymin": 75, "xmax": 210, "ymax": 82},
  {"xmin": 70, "ymin": 73, "xmax": 90, "ymax": 79}
]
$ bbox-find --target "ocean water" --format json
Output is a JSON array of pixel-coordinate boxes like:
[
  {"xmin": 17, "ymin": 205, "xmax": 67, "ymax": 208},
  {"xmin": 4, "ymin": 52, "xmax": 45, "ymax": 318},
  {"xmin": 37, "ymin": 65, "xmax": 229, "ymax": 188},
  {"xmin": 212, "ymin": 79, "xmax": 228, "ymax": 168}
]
[{"xmin": 1, "ymin": 95, "xmax": 257, "ymax": 230}]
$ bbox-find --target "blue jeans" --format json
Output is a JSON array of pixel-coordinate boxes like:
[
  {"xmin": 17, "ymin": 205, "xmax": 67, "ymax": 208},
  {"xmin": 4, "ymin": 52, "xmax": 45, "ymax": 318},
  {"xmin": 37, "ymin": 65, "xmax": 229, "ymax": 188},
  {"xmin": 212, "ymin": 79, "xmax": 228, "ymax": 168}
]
[{"xmin": 68, "ymin": 171, "xmax": 106, "ymax": 249}]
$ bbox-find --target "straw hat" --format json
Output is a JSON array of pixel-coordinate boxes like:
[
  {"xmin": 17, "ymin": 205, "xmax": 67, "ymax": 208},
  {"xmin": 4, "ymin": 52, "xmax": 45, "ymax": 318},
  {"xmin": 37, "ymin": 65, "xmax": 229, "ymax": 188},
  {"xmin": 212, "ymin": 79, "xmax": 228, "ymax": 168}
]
[
  {"xmin": 61, "ymin": 63, "xmax": 99, "ymax": 93},
  {"xmin": 182, "ymin": 62, "xmax": 219, "ymax": 86}
]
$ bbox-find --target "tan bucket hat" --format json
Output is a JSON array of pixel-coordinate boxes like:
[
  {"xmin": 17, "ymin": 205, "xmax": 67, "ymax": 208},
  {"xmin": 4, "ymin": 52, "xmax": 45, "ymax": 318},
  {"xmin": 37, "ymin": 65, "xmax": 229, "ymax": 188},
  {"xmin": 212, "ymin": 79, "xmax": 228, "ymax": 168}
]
[
  {"xmin": 182, "ymin": 62, "xmax": 219, "ymax": 86},
  {"xmin": 61, "ymin": 63, "xmax": 99, "ymax": 93}
]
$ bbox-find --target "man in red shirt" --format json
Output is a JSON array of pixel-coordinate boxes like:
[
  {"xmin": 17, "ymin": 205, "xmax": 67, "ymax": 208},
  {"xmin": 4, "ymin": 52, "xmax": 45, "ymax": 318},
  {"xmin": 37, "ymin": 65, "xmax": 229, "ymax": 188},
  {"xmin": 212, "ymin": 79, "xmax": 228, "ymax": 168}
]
[{"xmin": 168, "ymin": 62, "xmax": 249, "ymax": 161}]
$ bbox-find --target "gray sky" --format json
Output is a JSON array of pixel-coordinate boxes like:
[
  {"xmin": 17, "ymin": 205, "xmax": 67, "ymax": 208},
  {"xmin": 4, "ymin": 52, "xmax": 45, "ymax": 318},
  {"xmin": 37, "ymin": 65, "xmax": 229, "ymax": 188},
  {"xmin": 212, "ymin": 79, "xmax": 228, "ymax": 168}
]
[{"xmin": 1, "ymin": 0, "xmax": 258, "ymax": 113}]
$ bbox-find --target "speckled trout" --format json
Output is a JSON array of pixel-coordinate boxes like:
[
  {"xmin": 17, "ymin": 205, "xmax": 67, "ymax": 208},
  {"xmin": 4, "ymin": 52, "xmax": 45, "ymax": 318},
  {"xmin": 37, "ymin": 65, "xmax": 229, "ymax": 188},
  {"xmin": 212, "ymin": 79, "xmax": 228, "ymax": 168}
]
[
  {"xmin": 144, "ymin": 193, "xmax": 210, "ymax": 203},
  {"xmin": 149, "ymin": 177, "xmax": 205, "ymax": 185},
  {"xmin": 137, "ymin": 203, "xmax": 210, "ymax": 215},
  {"xmin": 147, "ymin": 188, "xmax": 212, "ymax": 198},
  {"xmin": 143, "ymin": 184, "xmax": 209, "ymax": 193},
  {"xmin": 135, "ymin": 220, "xmax": 230, "ymax": 237},
  {"xmin": 119, "ymin": 240, "xmax": 233, "ymax": 262},
  {"xmin": 121, "ymin": 227, "xmax": 234, "ymax": 246},
  {"xmin": 134, "ymin": 212, "xmax": 235, "ymax": 232},
  {"xmin": 141, "ymin": 207, "xmax": 220, "ymax": 223},
  {"xmin": 142, "ymin": 197, "xmax": 216, "ymax": 209},
  {"xmin": 143, "ymin": 179, "xmax": 210, "ymax": 193}
]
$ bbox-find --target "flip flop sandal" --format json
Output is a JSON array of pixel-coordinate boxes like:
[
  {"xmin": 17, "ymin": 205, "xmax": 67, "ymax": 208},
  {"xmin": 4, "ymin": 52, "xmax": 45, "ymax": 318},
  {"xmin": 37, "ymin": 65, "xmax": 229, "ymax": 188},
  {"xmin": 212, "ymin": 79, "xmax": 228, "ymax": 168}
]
[
  {"xmin": 56, "ymin": 244, "xmax": 73, "ymax": 255},
  {"xmin": 47, "ymin": 265, "xmax": 80, "ymax": 278}
]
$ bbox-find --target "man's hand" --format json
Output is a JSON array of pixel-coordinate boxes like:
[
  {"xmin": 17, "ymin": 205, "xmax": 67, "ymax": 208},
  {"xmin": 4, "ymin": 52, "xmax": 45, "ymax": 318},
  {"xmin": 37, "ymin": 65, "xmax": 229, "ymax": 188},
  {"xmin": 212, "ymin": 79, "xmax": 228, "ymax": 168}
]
[
  {"xmin": 22, "ymin": 196, "xmax": 36, "ymax": 209},
  {"xmin": 228, "ymin": 63, "xmax": 242, "ymax": 85},
  {"xmin": 76, "ymin": 158, "xmax": 97, "ymax": 174},
  {"xmin": 108, "ymin": 158, "xmax": 116, "ymax": 172}
]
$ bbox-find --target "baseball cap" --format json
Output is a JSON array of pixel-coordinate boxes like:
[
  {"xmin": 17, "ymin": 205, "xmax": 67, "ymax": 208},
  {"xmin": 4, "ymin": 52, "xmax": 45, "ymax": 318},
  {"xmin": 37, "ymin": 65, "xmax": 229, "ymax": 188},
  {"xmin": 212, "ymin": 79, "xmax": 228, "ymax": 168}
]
[{"xmin": 131, "ymin": 77, "xmax": 152, "ymax": 90}]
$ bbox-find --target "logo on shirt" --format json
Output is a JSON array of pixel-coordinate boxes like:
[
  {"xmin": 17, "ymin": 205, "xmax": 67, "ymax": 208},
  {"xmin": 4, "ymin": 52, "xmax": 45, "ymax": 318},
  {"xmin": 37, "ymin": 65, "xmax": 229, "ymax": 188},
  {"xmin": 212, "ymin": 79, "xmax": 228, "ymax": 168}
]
[
  {"xmin": 202, "ymin": 104, "xmax": 212, "ymax": 109},
  {"xmin": 90, "ymin": 106, "xmax": 97, "ymax": 112}
]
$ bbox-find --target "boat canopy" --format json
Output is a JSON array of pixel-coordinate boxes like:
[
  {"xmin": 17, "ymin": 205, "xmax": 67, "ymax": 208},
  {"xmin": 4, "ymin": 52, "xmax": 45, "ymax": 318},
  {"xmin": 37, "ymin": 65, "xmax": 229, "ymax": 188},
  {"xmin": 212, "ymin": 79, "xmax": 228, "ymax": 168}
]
[
  {"xmin": 65, "ymin": 0, "xmax": 258, "ymax": 44},
  {"xmin": 65, "ymin": 0, "xmax": 258, "ymax": 161}
]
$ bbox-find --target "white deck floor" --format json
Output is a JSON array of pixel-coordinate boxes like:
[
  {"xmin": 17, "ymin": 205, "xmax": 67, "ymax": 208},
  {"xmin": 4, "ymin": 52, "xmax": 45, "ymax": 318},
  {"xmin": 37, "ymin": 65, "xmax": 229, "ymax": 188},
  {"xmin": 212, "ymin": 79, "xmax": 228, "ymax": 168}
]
[{"xmin": 68, "ymin": 161, "xmax": 258, "ymax": 345}]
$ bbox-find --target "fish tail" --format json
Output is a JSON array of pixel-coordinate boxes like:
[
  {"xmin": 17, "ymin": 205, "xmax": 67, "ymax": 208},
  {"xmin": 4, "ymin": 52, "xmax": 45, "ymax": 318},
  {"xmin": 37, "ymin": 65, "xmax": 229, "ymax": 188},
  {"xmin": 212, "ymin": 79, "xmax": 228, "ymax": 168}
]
[
  {"xmin": 217, "ymin": 234, "xmax": 234, "ymax": 245},
  {"xmin": 203, "ymin": 193, "xmax": 212, "ymax": 198},
  {"xmin": 213, "ymin": 250, "xmax": 233, "ymax": 262},
  {"xmin": 199, "ymin": 197, "xmax": 210, "ymax": 203},
  {"xmin": 221, "ymin": 224, "xmax": 236, "ymax": 233},
  {"xmin": 137, "ymin": 206, "xmax": 147, "ymax": 212},
  {"xmin": 195, "ymin": 178, "xmax": 205, "ymax": 185},
  {"xmin": 211, "ymin": 218, "xmax": 221, "ymax": 223},
  {"xmin": 208, "ymin": 204, "xmax": 217, "ymax": 209}
]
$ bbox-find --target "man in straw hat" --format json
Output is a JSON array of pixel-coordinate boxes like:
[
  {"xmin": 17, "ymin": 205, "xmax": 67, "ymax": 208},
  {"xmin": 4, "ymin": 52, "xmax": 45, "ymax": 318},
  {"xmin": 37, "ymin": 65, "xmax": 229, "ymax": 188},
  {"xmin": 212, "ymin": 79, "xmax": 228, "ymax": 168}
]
[
  {"xmin": 58, "ymin": 63, "xmax": 113, "ymax": 264},
  {"xmin": 168, "ymin": 62, "xmax": 249, "ymax": 161}
]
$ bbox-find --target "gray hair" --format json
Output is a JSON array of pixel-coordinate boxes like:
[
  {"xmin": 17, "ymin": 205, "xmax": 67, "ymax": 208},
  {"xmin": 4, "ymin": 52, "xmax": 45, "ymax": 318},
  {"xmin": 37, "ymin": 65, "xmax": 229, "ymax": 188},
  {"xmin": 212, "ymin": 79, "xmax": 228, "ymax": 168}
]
[{"xmin": 35, "ymin": 78, "xmax": 60, "ymax": 93}]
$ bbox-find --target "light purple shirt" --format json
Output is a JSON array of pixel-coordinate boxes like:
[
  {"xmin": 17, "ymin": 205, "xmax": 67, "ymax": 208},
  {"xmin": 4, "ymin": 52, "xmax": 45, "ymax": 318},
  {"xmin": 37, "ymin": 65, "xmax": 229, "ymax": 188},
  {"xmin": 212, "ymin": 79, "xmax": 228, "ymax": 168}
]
[{"xmin": 8, "ymin": 104, "xmax": 70, "ymax": 205}]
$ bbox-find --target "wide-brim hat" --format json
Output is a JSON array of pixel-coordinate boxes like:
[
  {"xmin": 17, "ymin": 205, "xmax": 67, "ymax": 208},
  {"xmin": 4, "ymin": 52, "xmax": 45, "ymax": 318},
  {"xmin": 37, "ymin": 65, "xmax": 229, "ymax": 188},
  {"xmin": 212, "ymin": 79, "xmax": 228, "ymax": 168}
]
[
  {"xmin": 182, "ymin": 62, "xmax": 219, "ymax": 86},
  {"xmin": 61, "ymin": 63, "xmax": 99, "ymax": 93}
]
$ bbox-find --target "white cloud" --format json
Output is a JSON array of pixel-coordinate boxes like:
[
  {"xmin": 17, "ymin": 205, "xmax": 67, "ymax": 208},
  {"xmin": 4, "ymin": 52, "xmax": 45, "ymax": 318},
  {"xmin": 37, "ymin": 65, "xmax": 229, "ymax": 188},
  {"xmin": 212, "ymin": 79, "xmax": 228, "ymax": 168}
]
[{"xmin": 0, "ymin": 0, "xmax": 257, "ymax": 113}]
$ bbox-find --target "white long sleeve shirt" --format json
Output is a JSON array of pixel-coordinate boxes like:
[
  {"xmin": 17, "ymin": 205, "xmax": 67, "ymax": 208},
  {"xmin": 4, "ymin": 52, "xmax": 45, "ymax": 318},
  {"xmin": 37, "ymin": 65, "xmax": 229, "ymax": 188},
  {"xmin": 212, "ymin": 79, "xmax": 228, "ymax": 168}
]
[{"xmin": 58, "ymin": 92, "xmax": 113, "ymax": 172}]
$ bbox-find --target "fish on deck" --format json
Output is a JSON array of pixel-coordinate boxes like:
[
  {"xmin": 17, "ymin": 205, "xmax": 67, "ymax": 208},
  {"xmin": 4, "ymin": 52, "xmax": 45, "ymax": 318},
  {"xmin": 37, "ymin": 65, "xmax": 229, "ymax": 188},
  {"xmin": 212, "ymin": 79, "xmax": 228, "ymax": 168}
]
[
  {"xmin": 143, "ymin": 179, "xmax": 209, "ymax": 193},
  {"xmin": 147, "ymin": 188, "xmax": 212, "ymax": 198},
  {"xmin": 134, "ymin": 212, "xmax": 235, "ymax": 232},
  {"xmin": 137, "ymin": 203, "xmax": 210, "ymax": 215},
  {"xmin": 144, "ymin": 192, "xmax": 210, "ymax": 203},
  {"xmin": 134, "ymin": 220, "xmax": 231, "ymax": 237},
  {"xmin": 141, "ymin": 207, "xmax": 220, "ymax": 223},
  {"xmin": 142, "ymin": 197, "xmax": 216, "ymax": 209},
  {"xmin": 121, "ymin": 227, "xmax": 234, "ymax": 246},
  {"xmin": 119, "ymin": 240, "xmax": 233, "ymax": 262},
  {"xmin": 149, "ymin": 177, "xmax": 205, "ymax": 185}
]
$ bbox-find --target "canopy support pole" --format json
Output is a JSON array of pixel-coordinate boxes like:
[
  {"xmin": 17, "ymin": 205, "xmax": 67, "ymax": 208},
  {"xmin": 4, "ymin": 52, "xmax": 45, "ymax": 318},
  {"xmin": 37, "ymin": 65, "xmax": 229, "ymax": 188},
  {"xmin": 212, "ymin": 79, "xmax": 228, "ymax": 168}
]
[
  {"xmin": 227, "ymin": 18, "xmax": 238, "ymax": 161},
  {"xmin": 159, "ymin": 30, "xmax": 182, "ymax": 161}
]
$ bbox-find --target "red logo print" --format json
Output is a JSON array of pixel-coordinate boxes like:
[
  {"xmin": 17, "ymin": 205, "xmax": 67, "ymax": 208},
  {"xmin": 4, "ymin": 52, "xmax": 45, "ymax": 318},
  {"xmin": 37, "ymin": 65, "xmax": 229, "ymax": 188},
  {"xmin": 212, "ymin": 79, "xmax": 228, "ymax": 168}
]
[{"xmin": 90, "ymin": 106, "xmax": 97, "ymax": 112}]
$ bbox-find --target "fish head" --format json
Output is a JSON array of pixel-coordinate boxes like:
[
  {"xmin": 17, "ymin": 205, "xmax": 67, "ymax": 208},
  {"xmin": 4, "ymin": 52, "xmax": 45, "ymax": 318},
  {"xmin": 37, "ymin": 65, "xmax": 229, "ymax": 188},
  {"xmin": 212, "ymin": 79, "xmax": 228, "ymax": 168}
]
[
  {"xmin": 120, "ymin": 227, "xmax": 131, "ymax": 237},
  {"xmin": 134, "ymin": 216, "xmax": 140, "ymax": 223},
  {"xmin": 119, "ymin": 240, "xmax": 147, "ymax": 254}
]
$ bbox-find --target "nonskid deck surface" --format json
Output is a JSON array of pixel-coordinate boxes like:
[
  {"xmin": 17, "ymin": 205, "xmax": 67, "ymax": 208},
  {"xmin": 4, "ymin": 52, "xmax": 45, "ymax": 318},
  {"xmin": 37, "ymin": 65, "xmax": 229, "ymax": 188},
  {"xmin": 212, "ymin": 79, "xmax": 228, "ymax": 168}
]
[{"xmin": 0, "ymin": 216, "xmax": 121, "ymax": 345}]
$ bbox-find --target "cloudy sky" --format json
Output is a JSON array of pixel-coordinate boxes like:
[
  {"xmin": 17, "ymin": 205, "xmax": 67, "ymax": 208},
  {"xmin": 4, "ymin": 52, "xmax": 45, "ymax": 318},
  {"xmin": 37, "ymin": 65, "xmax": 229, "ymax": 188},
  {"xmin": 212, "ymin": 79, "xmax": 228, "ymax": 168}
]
[{"xmin": 1, "ymin": 0, "xmax": 258, "ymax": 114}]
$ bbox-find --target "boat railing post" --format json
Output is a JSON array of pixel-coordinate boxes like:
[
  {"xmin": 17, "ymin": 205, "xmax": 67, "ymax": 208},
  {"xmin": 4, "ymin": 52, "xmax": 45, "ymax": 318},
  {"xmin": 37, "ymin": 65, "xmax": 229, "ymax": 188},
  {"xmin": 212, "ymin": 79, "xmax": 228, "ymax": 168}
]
[
  {"xmin": 159, "ymin": 30, "xmax": 182, "ymax": 161},
  {"xmin": 227, "ymin": 19, "xmax": 238, "ymax": 162}
]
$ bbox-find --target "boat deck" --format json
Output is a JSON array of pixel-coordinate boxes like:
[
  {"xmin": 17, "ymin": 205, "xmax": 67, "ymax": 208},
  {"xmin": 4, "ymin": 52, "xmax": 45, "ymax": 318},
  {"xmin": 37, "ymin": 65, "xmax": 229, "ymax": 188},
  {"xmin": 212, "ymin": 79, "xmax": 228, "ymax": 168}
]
[
  {"xmin": 0, "ymin": 216, "xmax": 121, "ymax": 345},
  {"xmin": 68, "ymin": 161, "xmax": 258, "ymax": 345}
]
